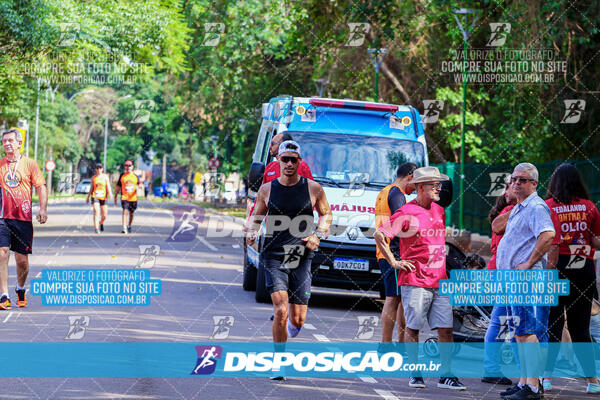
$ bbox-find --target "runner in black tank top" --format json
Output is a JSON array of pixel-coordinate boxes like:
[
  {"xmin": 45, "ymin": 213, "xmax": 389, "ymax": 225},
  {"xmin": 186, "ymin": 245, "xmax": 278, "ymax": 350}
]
[
  {"xmin": 263, "ymin": 176, "xmax": 314, "ymax": 256},
  {"xmin": 246, "ymin": 140, "xmax": 332, "ymax": 380}
]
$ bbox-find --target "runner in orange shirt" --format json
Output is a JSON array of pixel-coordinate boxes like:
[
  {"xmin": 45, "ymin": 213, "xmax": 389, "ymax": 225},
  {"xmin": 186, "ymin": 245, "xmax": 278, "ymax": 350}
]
[
  {"xmin": 114, "ymin": 160, "xmax": 141, "ymax": 234},
  {"xmin": 0, "ymin": 128, "xmax": 47, "ymax": 310},
  {"xmin": 86, "ymin": 164, "xmax": 113, "ymax": 233}
]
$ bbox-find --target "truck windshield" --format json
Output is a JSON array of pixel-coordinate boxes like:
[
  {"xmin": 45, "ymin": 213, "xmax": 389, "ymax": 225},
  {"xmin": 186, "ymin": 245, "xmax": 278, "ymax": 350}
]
[{"xmin": 288, "ymin": 131, "xmax": 425, "ymax": 188}]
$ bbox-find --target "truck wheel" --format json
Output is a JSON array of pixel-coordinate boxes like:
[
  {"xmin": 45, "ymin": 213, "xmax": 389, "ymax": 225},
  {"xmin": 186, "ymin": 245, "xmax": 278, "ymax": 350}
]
[
  {"xmin": 255, "ymin": 258, "xmax": 271, "ymax": 304},
  {"xmin": 242, "ymin": 240, "xmax": 257, "ymax": 291}
]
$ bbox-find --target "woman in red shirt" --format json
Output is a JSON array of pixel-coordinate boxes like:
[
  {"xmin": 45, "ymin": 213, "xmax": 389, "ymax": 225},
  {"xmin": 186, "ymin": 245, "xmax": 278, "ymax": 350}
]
[{"xmin": 543, "ymin": 163, "xmax": 600, "ymax": 393}]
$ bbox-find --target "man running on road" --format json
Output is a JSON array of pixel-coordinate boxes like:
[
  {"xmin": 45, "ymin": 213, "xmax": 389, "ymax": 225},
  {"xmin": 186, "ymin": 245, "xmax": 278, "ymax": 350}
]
[
  {"xmin": 114, "ymin": 160, "xmax": 141, "ymax": 234},
  {"xmin": 86, "ymin": 164, "xmax": 112, "ymax": 233},
  {"xmin": 246, "ymin": 141, "xmax": 332, "ymax": 380},
  {"xmin": 0, "ymin": 128, "xmax": 47, "ymax": 309}
]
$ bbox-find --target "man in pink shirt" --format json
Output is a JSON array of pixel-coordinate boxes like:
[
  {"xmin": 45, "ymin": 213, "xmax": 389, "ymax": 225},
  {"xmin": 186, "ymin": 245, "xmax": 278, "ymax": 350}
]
[{"xmin": 374, "ymin": 166, "xmax": 465, "ymax": 391}]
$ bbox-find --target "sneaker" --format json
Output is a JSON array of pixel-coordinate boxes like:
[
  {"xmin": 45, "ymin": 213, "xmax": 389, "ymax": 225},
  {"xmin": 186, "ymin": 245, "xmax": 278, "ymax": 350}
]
[
  {"xmin": 482, "ymin": 376, "xmax": 513, "ymax": 385},
  {"xmin": 505, "ymin": 385, "xmax": 541, "ymax": 400},
  {"xmin": 15, "ymin": 288, "xmax": 26, "ymax": 307},
  {"xmin": 587, "ymin": 382, "xmax": 600, "ymax": 394},
  {"xmin": 438, "ymin": 377, "xmax": 466, "ymax": 390},
  {"xmin": 94, "ymin": 228, "xmax": 100, "ymax": 234},
  {"xmin": 127, "ymin": 226, "xmax": 132, "ymax": 233},
  {"xmin": 269, "ymin": 366, "xmax": 286, "ymax": 381},
  {"xmin": 542, "ymin": 378, "xmax": 551, "ymax": 392},
  {"xmin": 121, "ymin": 228, "xmax": 127, "ymax": 234},
  {"xmin": 501, "ymin": 384, "xmax": 522, "ymax": 398},
  {"xmin": 408, "ymin": 377, "xmax": 425, "ymax": 388},
  {"xmin": 0, "ymin": 295, "xmax": 10, "ymax": 310},
  {"xmin": 286, "ymin": 320, "xmax": 301, "ymax": 338},
  {"xmin": 100, "ymin": 224, "xmax": 104, "ymax": 232}
]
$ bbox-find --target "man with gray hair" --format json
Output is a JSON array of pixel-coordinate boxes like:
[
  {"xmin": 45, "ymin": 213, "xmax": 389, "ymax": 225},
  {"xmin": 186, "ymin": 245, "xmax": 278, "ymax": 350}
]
[
  {"xmin": 496, "ymin": 162, "xmax": 555, "ymax": 400},
  {"xmin": 0, "ymin": 128, "xmax": 47, "ymax": 310}
]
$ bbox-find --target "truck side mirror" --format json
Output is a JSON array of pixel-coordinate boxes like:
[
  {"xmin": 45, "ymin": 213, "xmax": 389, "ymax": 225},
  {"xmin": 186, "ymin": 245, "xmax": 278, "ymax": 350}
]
[
  {"xmin": 436, "ymin": 179, "xmax": 453, "ymax": 208},
  {"xmin": 247, "ymin": 162, "xmax": 266, "ymax": 192}
]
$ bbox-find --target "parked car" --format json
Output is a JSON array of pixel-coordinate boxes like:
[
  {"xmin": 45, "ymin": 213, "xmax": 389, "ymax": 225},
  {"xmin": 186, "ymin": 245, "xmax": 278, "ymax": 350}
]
[{"xmin": 75, "ymin": 179, "xmax": 91, "ymax": 194}]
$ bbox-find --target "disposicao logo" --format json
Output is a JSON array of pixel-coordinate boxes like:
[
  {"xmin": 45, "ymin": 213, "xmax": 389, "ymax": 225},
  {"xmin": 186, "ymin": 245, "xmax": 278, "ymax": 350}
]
[{"xmin": 191, "ymin": 345, "xmax": 222, "ymax": 375}]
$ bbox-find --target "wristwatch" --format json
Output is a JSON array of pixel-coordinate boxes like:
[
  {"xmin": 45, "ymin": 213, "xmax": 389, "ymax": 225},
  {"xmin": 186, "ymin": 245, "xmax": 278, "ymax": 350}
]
[{"xmin": 313, "ymin": 230, "xmax": 324, "ymax": 239}]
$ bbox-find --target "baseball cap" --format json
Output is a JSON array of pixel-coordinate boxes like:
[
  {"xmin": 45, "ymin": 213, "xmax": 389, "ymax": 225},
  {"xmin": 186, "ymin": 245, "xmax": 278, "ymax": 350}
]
[
  {"xmin": 277, "ymin": 140, "xmax": 301, "ymax": 157},
  {"xmin": 124, "ymin": 160, "xmax": 133, "ymax": 166},
  {"xmin": 95, "ymin": 163, "xmax": 103, "ymax": 169}
]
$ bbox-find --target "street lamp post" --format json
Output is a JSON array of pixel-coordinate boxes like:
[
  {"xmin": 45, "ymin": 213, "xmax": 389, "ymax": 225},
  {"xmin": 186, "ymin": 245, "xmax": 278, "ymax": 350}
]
[
  {"xmin": 367, "ymin": 48, "xmax": 387, "ymax": 103},
  {"xmin": 453, "ymin": 8, "xmax": 479, "ymax": 231}
]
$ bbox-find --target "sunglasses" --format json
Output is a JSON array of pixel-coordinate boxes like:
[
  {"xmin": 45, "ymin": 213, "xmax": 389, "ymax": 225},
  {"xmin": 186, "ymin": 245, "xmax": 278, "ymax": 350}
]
[
  {"xmin": 280, "ymin": 156, "xmax": 299, "ymax": 164},
  {"xmin": 270, "ymin": 140, "xmax": 281, "ymax": 146},
  {"xmin": 422, "ymin": 182, "xmax": 442, "ymax": 189},
  {"xmin": 125, "ymin": 164, "xmax": 133, "ymax": 167},
  {"xmin": 510, "ymin": 177, "xmax": 535, "ymax": 183}
]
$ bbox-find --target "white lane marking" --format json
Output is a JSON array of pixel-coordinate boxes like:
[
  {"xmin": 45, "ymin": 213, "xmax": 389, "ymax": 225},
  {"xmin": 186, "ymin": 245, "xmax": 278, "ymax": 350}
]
[
  {"xmin": 45, "ymin": 260, "xmax": 51, "ymax": 265},
  {"xmin": 198, "ymin": 237, "xmax": 218, "ymax": 252},
  {"xmin": 54, "ymin": 252, "xmax": 59, "ymax": 256},
  {"xmin": 232, "ymin": 244, "xmax": 240, "ymax": 249},
  {"xmin": 303, "ymin": 323, "xmax": 316, "ymax": 330},
  {"xmin": 35, "ymin": 272, "xmax": 41, "ymax": 278},
  {"xmin": 360, "ymin": 377, "xmax": 377, "ymax": 383},
  {"xmin": 3, "ymin": 312, "xmax": 13, "ymax": 323},
  {"xmin": 313, "ymin": 334, "xmax": 330, "ymax": 342},
  {"xmin": 374, "ymin": 390, "xmax": 398, "ymax": 400}
]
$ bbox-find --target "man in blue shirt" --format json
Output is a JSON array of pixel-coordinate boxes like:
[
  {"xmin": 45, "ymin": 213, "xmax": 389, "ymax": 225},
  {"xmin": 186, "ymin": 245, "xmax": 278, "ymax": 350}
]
[{"xmin": 496, "ymin": 163, "xmax": 555, "ymax": 400}]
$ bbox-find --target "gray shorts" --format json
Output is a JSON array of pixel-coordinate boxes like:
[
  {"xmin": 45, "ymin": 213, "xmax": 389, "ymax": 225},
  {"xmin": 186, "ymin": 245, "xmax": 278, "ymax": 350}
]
[{"xmin": 401, "ymin": 285, "xmax": 453, "ymax": 331}]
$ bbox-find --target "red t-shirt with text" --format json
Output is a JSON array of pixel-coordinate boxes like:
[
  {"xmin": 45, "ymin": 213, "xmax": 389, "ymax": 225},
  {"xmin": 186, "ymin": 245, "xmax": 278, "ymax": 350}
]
[
  {"xmin": 546, "ymin": 197, "xmax": 600, "ymax": 259},
  {"xmin": 487, "ymin": 204, "xmax": 515, "ymax": 270}
]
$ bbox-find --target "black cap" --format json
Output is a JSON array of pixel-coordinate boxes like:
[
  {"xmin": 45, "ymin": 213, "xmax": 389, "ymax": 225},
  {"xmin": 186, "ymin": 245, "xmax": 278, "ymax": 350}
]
[{"xmin": 95, "ymin": 164, "xmax": 103, "ymax": 169}]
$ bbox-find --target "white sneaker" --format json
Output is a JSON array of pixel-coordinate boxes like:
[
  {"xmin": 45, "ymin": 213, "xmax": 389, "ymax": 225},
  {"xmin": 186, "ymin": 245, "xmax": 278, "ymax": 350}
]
[{"xmin": 287, "ymin": 320, "xmax": 301, "ymax": 338}]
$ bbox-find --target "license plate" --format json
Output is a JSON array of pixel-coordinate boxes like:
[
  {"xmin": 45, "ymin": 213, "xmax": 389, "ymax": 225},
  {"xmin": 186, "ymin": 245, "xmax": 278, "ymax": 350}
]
[{"xmin": 333, "ymin": 258, "xmax": 369, "ymax": 271}]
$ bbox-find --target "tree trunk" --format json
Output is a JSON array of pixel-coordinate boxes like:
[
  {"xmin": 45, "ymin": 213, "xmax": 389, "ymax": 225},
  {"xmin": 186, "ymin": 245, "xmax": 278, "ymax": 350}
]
[{"xmin": 162, "ymin": 154, "xmax": 167, "ymax": 184}]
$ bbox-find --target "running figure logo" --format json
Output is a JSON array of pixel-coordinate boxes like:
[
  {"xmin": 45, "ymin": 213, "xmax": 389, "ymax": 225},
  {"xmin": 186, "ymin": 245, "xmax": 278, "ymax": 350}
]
[
  {"xmin": 355, "ymin": 316, "xmax": 379, "ymax": 339},
  {"xmin": 191, "ymin": 345, "xmax": 222, "ymax": 375},
  {"xmin": 566, "ymin": 254, "xmax": 586, "ymax": 270},
  {"xmin": 58, "ymin": 23, "xmax": 80, "ymax": 47},
  {"xmin": 65, "ymin": 316, "xmax": 90, "ymax": 340},
  {"xmin": 281, "ymin": 244, "xmax": 306, "ymax": 270},
  {"xmin": 426, "ymin": 245, "xmax": 446, "ymax": 269},
  {"xmin": 486, "ymin": 172, "xmax": 511, "ymax": 196},
  {"xmin": 561, "ymin": 100, "xmax": 586, "ymax": 124},
  {"xmin": 496, "ymin": 316, "xmax": 520, "ymax": 340},
  {"xmin": 168, "ymin": 206, "xmax": 204, "ymax": 242},
  {"xmin": 136, "ymin": 245, "xmax": 160, "ymax": 268},
  {"xmin": 132, "ymin": 100, "xmax": 155, "ymax": 124},
  {"xmin": 486, "ymin": 23, "xmax": 511, "ymax": 47},
  {"xmin": 210, "ymin": 316, "xmax": 235, "ymax": 339},
  {"xmin": 346, "ymin": 23, "xmax": 371, "ymax": 47},
  {"xmin": 202, "ymin": 23, "xmax": 225, "ymax": 46},
  {"xmin": 422, "ymin": 100, "xmax": 444, "ymax": 123},
  {"xmin": 58, "ymin": 173, "xmax": 80, "ymax": 196}
]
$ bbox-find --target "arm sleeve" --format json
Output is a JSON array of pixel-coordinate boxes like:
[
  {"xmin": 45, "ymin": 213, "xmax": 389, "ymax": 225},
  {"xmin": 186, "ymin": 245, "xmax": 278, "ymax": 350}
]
[
  {"xmin": 378, "ymin": 210, "xmax": 409, "ymax": 239},
  {"xmin": 262, "ymin": 162, "xmax": 275, "ymax": 185},
  {"xmin": 529, "ymin": 204, "xmax": 556, "ymax": 238},
  {"xmin": 387, "ymin": 187, "xmax": 406, "ymax": 214},
  {"xmin": 591, "ymin": 203, "xmax": 600, "ymax": 236},
  {"xmin": 31, "ymin": 160, "xmax": 46, "ymax": 187},
  {"xmin": 550, "ymin": 209, "xmax": 562, "ymax": 245}
]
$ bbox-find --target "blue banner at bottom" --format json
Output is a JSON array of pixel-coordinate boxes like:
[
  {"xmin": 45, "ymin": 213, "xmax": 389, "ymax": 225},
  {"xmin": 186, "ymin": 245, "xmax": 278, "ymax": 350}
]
[{"xmin": 1, "ymin": 342, "xmax": 600, "ymax": 378}]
